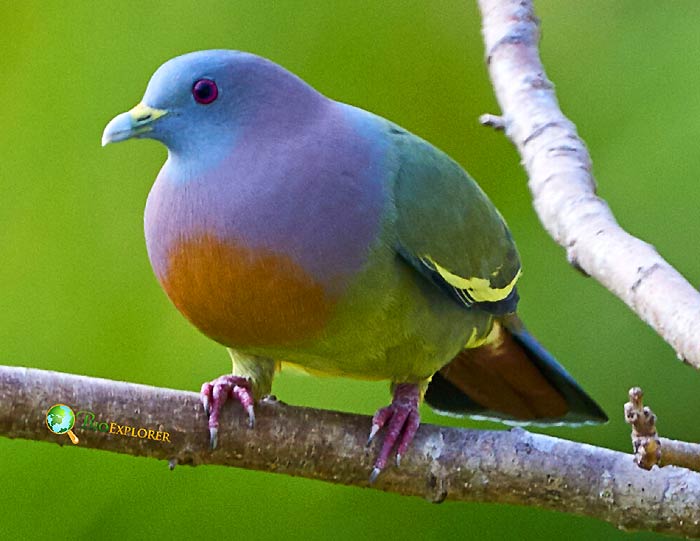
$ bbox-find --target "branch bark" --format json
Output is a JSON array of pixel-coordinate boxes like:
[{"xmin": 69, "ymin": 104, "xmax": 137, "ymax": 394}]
[
  {"xmin": 477, "ymin": 0, "xmax": 700, "ymax": 369},
  {"xmin": 1, "ymin": 365, "xmax": 699, "ymax": 537}
]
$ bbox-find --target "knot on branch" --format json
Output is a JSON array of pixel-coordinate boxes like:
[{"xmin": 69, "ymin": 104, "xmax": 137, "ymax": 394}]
[
  {"xmin": 479, "ymin": 113, "xmax": 508, "ymax": 132},
  {"xmin": 624, "ymin": 387, "xmax": 661, "ymax": 470}
]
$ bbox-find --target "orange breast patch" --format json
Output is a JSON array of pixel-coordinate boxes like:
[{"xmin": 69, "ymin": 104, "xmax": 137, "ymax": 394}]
[{"xmin": 161, "ymin": 234, "xmax": 336, "ymax": 347}]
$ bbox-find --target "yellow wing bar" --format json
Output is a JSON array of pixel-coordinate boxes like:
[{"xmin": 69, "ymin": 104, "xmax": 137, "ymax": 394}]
[{"xmin": 424, "ymin": 256, "xmax": 521, "ymax": 303}]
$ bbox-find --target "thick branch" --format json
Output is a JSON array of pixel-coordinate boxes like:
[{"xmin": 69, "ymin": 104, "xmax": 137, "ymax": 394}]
[
  {"xmin": 477, "ymin": 0, "xmax": 700, "ymax": 368},
  {"xmin": 1, "ymin": 366, "xmax": 699, "ymax": 537}
]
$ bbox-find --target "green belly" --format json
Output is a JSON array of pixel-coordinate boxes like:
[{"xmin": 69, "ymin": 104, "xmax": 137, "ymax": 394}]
[{"xmin": 235, "ymin": 242, "xmax": 493, "ymax": 384}]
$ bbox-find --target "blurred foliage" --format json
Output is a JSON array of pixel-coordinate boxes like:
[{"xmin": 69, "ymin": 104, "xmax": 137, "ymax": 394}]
[{"xmin": 1, "ymin": 1, "xmax": 698, "ymax": 539}]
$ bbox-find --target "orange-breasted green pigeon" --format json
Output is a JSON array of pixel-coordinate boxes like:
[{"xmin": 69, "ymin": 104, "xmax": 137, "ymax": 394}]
[{"xmin": 102, "ymin": 50, "xmax": 606, "ymax": 479}]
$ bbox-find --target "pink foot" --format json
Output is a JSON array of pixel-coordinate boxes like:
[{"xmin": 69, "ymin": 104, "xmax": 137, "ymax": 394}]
[
  {"xmin": 200, "ymin": 374, "xmax": 255, "ymax": 449},
  {"xmin": 367, "ymin": 383, "xmax": 421, "ymax": 482}
]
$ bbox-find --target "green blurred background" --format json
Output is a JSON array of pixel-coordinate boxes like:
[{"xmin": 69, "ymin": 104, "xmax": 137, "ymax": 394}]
[{"xmin": 2, "ymin": 1, "xmax": 699, "ymax": 539}]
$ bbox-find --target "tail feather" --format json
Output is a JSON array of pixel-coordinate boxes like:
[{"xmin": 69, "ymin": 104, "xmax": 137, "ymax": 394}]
[{"xmin": 425, "ymin": 315, "xmax": 607, "ymax": 425}]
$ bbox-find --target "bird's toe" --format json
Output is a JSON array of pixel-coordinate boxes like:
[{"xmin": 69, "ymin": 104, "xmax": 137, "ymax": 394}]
[
  {"xmin": 367, "ymin": 383, "xmax": 421, "ymax": 481},
  {"xmin": 199, "ymin": 374, "xmax": 256, "ymax": 449}
]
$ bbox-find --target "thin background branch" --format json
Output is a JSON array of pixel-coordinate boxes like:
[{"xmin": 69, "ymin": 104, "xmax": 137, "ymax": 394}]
[
  {"xmin": 478, "ymin": 0, "xmax": 700, "ymax": 369},
  {"xmin": 2, "ymin": 366, "xmax": 700, "ymax": 538}
]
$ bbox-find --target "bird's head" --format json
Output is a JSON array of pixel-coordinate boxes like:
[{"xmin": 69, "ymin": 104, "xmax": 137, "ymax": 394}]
[{"xmin": 102, "ymin": 50, "xmax": 313, "ymax": 157}]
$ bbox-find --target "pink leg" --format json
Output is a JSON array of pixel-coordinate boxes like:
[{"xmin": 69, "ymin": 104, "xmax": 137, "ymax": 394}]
[
  {"xmin": 200, "ymin": 374, "xmax": 255, "ymax": 449},
  {"xmin": 367, "ymin": 383, "xmax": 421, "ymax": 482}
]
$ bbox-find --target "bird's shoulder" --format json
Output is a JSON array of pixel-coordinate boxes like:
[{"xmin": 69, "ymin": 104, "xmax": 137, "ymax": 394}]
[{"xmin": 380, "ymin": 120, "xmax": 521, "ymax": 314}]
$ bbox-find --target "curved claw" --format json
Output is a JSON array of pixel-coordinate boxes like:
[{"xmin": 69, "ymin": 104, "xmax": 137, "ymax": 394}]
[
  {"xmin": 245, "ymin": 405, "xmax": 256, "ymax": 428},
  {"xmin": 200, "ymin": 382, "xmax": 212, "ymax": 417},
  {"xmin": 366, "ymin": 424, "xmax": 381, "ymax": 447},
  {"xmin": 367, "ymin": 405, "xmax": 392, "ymax": 447},
  {"xmin": 202, "ymin": 396, "xmax": 210, "ymax": 418}
]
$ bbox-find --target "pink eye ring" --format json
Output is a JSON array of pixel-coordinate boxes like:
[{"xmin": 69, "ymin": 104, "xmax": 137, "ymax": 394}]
[{"xmin": 192, "ymin": 79, "xmax": 218, "ymax": 104}]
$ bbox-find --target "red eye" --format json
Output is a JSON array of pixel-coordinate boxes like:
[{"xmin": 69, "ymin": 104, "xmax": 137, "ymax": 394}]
[{"xmin": 192, "ymin": 79, "xmax": 218, "ymax": 104}]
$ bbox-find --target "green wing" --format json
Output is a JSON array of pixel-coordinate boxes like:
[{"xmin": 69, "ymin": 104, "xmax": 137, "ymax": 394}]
[{"xmin": 391, "ymin": 128, "xmax": 521, "ymax": 314}]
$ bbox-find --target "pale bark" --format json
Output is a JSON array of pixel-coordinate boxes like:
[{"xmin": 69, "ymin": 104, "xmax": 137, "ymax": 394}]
[{"xmin": 478, "ymin": 0, "xmax": 700, "ymax": 368}]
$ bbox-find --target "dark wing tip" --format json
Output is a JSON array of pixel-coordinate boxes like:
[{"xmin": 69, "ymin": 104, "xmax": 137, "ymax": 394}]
[{"xmin": 425, "ymin": 317, "xmax": 608, "ymax": 426}]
